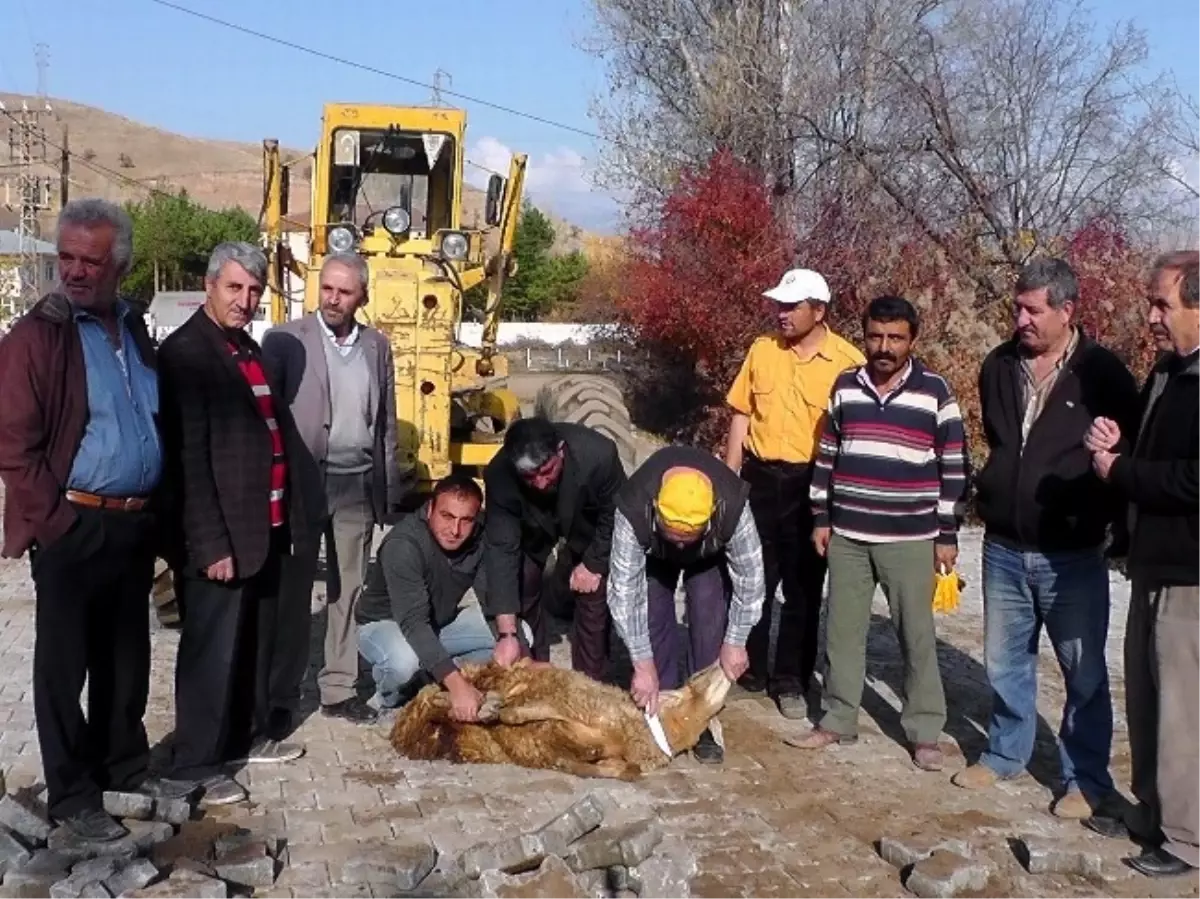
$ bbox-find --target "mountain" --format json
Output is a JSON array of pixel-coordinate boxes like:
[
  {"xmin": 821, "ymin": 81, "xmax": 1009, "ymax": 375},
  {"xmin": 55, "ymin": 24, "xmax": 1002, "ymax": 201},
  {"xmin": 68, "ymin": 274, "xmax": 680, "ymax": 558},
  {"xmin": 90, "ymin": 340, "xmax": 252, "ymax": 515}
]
[{"xmin": 0, "ymin": 93, "xmax": 589, "ymax": 253}]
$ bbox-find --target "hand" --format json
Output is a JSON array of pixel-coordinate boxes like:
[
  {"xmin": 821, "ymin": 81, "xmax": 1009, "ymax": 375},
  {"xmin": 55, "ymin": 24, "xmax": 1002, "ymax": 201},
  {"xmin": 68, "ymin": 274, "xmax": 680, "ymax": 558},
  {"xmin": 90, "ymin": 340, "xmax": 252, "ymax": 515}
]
[
  {"xmin": 812, "ymin": 526, "xmax": 832, "ymax": 557},
  {"xmin": 205, "ymin": 556, "xmax": 235, "ymax": 582},
  {"xmin": 630, "ymin": 660, "xmax": 661, "ymax": 716},
  {"xmin": 1084, "ymin": 417, "xmax": 1121, "ymax": 454},
  {"xmin": 447, "ymin": 680, "xmax": 484, "ymax": 723},
  {"xmin": 718, "ymin": 643, "xmax": 749, "ymax": 682},
  {"xmin": 492, "ymin": 634, "xmax": 522, "ymax": 667},
  {"xmin": 1091, "ymin": 449, "xmax": 1117, "ymax": 482},
  {"xmin": 569, "ymin": 563, "xmax": 603, "ymax": 594},
  {"xmin": 934, "ymin": 543, "xmax": 959, "ymax": 574}
]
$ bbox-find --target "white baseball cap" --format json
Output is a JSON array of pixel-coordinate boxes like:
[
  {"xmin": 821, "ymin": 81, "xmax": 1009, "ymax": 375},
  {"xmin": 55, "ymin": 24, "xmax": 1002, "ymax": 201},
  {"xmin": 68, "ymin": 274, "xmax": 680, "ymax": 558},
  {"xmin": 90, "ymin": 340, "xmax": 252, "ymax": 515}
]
[{"xmin": 763, "ymin": 268, "xmax": 831, "ymax": 306}]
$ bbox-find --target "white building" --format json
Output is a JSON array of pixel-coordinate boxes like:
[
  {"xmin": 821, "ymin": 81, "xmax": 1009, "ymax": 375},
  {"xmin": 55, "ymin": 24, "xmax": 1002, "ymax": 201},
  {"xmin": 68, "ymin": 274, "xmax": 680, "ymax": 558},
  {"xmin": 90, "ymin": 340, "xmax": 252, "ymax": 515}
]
[{"xmin": 0, "ymin": 230, "xmax": 57, "ymax": 322}]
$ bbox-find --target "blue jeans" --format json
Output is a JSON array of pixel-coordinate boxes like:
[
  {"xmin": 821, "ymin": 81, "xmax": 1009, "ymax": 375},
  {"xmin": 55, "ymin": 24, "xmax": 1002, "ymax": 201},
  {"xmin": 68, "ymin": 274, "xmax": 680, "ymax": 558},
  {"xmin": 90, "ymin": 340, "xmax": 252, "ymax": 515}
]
[
  {"xmin": 357, "ymin": 605, "xmax": 529, "ymax": 708},
  {"xmin": 979, "ymin": 539, "xmax": 1114, "ymax": 799}
]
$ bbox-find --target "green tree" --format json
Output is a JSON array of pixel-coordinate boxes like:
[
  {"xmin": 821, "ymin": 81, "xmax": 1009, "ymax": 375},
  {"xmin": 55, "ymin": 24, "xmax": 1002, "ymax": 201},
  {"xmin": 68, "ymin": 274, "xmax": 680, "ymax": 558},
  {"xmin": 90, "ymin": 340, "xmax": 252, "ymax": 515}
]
[
  {"xmin": 122, "ymin": 191, "xmax": 258, "ymax": 305},
  {"xmin": 465, "ymin": 201, "xmax": 590, "ymax": 321}
]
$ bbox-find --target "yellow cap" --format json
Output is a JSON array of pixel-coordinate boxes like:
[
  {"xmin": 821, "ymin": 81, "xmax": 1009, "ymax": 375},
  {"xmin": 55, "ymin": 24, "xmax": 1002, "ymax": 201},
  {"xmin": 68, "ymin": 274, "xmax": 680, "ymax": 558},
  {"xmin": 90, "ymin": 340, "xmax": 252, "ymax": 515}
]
[{"xmin": 655, "ymin": 470, "xmax": 715, "ymax": 533}]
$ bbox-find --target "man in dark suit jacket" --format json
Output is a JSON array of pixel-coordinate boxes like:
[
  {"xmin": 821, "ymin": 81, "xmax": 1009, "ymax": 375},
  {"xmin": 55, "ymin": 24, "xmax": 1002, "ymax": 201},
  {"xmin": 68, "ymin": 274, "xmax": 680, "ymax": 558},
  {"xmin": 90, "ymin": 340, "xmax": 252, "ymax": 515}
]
[
  {"xmin": 483, "ymin": 416, "xmax": 626, "ymax": 681},
  {"xmin": 158, "ymin": 241, "xmax": 319, "ymax": 807}
]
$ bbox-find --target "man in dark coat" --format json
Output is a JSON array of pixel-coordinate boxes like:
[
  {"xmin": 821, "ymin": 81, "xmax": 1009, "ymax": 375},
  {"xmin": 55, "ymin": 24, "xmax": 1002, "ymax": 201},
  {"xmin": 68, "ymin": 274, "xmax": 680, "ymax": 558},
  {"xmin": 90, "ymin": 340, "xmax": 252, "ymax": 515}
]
[
  {"xmin": 158, "ymin": 241, "xmax": 319, "ymax": 807},
  {"xmin": 482, "ymin": 416, "xmax": 625, "ymax": 681}
]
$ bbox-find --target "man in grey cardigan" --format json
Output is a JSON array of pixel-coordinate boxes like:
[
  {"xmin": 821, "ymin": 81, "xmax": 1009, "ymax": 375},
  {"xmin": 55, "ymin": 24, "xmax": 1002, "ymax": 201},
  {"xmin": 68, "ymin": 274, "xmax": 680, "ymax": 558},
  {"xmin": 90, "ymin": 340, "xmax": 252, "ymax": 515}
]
[{"xmin": 262, "ymin": 252, "xmax": 414, "ymax": 724}]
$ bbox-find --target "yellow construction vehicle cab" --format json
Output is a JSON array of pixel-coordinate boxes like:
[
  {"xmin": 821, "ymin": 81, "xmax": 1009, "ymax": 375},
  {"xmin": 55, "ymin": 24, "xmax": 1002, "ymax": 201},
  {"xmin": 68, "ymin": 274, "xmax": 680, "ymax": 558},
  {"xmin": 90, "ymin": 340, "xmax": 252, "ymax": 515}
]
[{"xmin": 261, "ymin": 103, "xmax": 528, "ymax": 494}]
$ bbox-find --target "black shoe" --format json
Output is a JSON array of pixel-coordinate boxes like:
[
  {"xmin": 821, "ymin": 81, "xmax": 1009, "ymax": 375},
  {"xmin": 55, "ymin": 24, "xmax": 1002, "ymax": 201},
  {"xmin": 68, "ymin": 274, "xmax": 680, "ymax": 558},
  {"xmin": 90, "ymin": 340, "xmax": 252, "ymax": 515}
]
[
  {"xmin": 692, "ymin": 727, "xmax": 724, "ymax": 765},
  {"xmin": 737, "ymin": 673, "xmax": 766, "ymax": 694},
  {"xmin": 1082, "ymin": 813, "xmax": 1132, "ymax": 840},
  {"xmin": 136, "ymin": 775, "xmax": 202, "ymax": 802},
  {"xmin": 1125, "ymin": 846, "xmax": 1196, "ymax": 878},
  {"xmin": 321, "ymin": 696, "xmax": 379, "ymax": 724},
  {"xmin": 61, "ymin": 808, "xmax": 128, "ymax": 843}
]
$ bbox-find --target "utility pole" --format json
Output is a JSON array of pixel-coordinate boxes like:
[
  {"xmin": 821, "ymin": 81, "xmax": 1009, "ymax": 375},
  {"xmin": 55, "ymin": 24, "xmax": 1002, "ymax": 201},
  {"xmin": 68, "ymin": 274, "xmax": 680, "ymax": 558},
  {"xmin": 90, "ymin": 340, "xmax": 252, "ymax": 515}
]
[
  {"xmin": 431, "ymin": 69, "xmax": 451, "ymax": 106},
  {"xmin": 3, "ymin": 99, "xmax": 52, "ymax": 315},
  {"xmin": 60, "ymin": 123, "xmax": 70, "ymax": 207}
]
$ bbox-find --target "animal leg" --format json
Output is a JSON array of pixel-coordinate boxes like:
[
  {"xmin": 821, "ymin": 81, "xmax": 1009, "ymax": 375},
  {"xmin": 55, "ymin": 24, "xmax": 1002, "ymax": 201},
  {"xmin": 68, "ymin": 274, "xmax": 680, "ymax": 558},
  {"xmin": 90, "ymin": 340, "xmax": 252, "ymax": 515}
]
[
  {"xmin": 495, "ymin": 701, "xmax": 578, "ymax": 727},
  {"xmin": 422, "ymin": 690, "xmax": 503, "ymax": 723},
  {"xmin": 558, "ymin": 758, "xmax": 643, "ymax": 781}
]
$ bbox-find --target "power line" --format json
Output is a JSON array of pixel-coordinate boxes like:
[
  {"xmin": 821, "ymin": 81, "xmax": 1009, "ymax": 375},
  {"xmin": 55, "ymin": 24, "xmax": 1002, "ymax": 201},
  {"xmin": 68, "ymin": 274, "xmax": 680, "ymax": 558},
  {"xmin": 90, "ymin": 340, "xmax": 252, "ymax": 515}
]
[{"xmin": 144, "ymin": 0, "xmax": 606, "ymax": 143}]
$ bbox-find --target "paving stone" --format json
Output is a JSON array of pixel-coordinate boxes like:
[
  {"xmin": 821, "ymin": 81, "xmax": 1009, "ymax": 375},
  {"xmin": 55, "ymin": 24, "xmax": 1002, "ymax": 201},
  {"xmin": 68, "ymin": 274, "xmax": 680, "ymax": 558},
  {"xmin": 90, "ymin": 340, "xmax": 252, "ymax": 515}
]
[
  {"xmin": 149, "ymin": 800, "xmax": 191, "ymax": 827},
  {"xmin": 606, "ymin": 865, "xmax": 640, "ymax": 894},
  {"xmin": 101, "ymin": 794, "xmax": 154, "ymax": 823},
  {"xmin": 103, "ymin": 858, "xmax": 160, "ymax": 896},
  {"xmin": 49, "ymin": 858, "xmax": 122, "ymax": 898},
  {"xmin": 478, "ymin": 857, "xmax": 589, "ymax": 899},
  {"xmin": 562, "ymin": 820, "xmax": 663, "ymax": 872},
  {"xmin": 462, "ymin": 834, "xmax": 549, "ymax": 879},
  {"xmin": 877, "ymin": 834, "xmax": 973, "ymax": 869},
  {"xmin": 211, "ymin": 843, "xmax": 275, "ymax": 888},
  {"xmin": 0, "ymin": 796, "xmax": 52, "ymax": 846},
  {"xmin": 0, "ymin": 873, "xmax": 60, "ymax": 897},
  {"xmin": 124, "ymin": 868, "xmax": 228, "ymax": 898},
  {"xmin": 629, "ymin": 836, "xmax": 696, "ymax": 899},
  {"xmin": 532, "ymin": 794, "xmax": 605, "ymax": 853},
  {"xmin": 169, "ymin": 857, "xmax": 216, "ymax": 879},
  {"xmin": 573, "ymin": 868, "xmax": 609, "ymax": 898},
  {"xmin": 49, "ymin": 879, "xmax": 110, "ymax": 899},
  {"xmin": 339, "ymin": 839, "xmax": 435, "ymax": 890},
  {"xmin": 1014, "ymin": 836, "xmax": 1103, "ymax": 877},
  {"xmin": 904, "ymin": 851, "xmax": 991, "ymax": 899},
  {"xmin": 13, "ymin": 848, "xmax": 74, "ymax": 878},
  {"xmin": 0, "ymin": 827, "xmax": 32, "ymax": 878}
]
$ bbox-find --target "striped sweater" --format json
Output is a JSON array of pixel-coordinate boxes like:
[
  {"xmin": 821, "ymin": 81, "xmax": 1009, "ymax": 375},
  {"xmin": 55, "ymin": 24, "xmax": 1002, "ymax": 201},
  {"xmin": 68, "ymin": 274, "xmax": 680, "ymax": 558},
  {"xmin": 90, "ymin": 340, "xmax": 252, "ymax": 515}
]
[
  {"xmin": 228, "ymin": 340, "xmax": 288, "ymax": 528},
  {"xmin": 810, "ymin": 359, "xmax": 968, "ymax": 544}
]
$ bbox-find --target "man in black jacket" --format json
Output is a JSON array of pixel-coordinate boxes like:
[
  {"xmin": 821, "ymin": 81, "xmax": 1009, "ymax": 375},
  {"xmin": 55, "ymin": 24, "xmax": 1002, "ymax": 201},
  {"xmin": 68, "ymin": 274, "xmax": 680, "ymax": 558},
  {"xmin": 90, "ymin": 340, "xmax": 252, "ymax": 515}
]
[
  {"xmin": 952, "ymin": 258, "xmax": 1141, "ymax": 821},
  {"xmin": 606, "ymin": 445, "xmax": 764, "ymax": 763},
  {"xmin": 356, "ymin": 473, "xmax": 531, "ymax": 721},
  {"xmin": 483, "ymin": 416, "xmax": 626, "ymax": 681},
  {"xmin": 1083, "ymin": 251, "xmax": 1198, "ymax": 878}
]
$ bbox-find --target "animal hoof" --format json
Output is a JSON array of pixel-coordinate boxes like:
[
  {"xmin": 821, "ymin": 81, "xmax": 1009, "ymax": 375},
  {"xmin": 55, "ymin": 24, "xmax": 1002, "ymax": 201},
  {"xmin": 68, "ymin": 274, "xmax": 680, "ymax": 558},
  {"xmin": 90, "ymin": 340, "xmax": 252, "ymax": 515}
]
[{"xmin": 477, "ymin": 692, "xmax": 503, "ymax": 722}]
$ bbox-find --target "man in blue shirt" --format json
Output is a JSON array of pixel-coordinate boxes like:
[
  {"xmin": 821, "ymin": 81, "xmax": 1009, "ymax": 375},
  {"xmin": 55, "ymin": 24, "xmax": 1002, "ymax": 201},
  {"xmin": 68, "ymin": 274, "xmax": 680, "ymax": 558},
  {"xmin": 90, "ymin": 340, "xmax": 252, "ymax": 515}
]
[{"xmin": 0, "ymin": 198, "xmax": 187, "ymax": 844}]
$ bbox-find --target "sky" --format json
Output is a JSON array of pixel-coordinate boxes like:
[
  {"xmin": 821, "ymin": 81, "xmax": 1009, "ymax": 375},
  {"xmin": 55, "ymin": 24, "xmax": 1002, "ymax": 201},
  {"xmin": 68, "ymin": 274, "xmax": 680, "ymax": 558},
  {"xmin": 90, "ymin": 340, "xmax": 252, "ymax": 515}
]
[{"xmin": 2, "ymin": 0, "xmax": 1198, "ymax": 234}]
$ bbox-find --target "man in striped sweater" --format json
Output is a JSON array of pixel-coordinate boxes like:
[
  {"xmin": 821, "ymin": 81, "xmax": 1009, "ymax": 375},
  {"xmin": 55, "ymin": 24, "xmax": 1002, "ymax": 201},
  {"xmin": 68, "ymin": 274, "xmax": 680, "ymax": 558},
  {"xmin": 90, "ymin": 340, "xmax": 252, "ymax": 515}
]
[{"xmin": 788, "ymin": 295, "xmax": 968, "ymax": 772}]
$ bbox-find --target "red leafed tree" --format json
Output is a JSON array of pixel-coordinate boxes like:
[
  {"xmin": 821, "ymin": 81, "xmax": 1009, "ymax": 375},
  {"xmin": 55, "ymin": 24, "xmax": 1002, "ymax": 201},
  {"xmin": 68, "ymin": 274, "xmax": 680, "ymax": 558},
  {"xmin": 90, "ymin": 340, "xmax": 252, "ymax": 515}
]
[
  {"xmin": 1066, "ymin": 217, "xmax": 1157, "ymax": 381},
  {"xmin": 616, "ymin": 150, "xmax": 794, "ymax": 447}
]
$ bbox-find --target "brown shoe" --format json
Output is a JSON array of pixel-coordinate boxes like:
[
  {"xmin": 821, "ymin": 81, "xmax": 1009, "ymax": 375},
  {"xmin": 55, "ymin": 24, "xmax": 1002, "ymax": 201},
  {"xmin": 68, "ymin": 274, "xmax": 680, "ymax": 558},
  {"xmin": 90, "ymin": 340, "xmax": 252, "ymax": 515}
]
[
  {"xmin": 951, "ymin": 763, "xmax": 1002, "ymax": 789},
  {"xmin": 1051, "ymin": 788, "xmax": 1094, "ymax": 820},
  {"xmin": 783, "ymin": 726, "xmax": 857, "ymax": 750},
  {"xmin": 912, "ymin": 742, "xmax": 945, "ymax": 772}
]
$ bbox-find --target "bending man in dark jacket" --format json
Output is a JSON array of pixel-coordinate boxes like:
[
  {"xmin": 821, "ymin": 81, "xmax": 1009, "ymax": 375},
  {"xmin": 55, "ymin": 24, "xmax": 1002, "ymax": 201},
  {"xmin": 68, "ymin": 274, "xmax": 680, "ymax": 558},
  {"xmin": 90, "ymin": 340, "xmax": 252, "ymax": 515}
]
[
  {"xmin": 483, "ymin": 417, "xmax": 626, "ymax": 681},
  {"xmin": 1084, "ymin": 251, "xmax": 1199, "ymax": 879},
  {"xmin": 953, "ymin": 257, "xmax": 1141, "ymax": 821},
  {"xmin": 607, "ymin": 445, "xmax": 764, "ymax": 764},
  {"xmin": 356, "ymin": 473, "xmax": 532, "ymax": 721}
]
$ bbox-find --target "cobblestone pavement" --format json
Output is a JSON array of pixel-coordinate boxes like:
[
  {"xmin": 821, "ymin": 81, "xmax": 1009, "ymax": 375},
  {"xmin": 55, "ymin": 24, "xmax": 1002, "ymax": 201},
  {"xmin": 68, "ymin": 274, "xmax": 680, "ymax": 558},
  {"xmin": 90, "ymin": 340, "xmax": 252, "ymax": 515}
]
[{"xmin": 1, "ymin": 528, "xmax": 1197, "ymax": 898}]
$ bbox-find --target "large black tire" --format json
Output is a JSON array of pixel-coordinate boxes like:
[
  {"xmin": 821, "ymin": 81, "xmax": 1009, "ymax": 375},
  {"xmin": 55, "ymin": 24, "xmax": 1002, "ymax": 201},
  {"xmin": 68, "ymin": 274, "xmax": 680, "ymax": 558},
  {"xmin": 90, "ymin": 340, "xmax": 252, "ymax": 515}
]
[{"xmin": 533, "ymin": 374, "xmax": 638, "ymax": 474}]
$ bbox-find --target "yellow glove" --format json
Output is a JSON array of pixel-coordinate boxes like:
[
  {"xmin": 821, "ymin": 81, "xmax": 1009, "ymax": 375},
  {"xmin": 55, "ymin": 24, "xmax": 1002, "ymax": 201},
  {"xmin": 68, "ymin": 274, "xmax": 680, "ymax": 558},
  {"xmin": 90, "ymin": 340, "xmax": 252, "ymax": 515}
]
[{"xmin": 933, "ymin": 565, "xmax": 964, "ymax": 614}]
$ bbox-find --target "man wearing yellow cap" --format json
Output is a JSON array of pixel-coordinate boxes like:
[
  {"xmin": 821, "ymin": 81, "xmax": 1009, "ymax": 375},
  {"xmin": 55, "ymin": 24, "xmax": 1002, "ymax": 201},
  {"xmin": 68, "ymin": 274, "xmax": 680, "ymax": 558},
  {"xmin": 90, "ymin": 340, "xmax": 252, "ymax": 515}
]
[{"xmin": 607, "ymin": 445, "xmax": 766, "ymax": 764}]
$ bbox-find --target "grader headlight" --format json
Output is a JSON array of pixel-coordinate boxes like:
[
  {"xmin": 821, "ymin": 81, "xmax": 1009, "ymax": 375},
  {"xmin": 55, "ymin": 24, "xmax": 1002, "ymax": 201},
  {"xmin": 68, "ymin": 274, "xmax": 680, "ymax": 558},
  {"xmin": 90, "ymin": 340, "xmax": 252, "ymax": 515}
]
[
  {"xmin": 382, "ymin": 206, "xmax": 411, "ymax": 237},
  {"xmin": 439, "ymin": 231, "xmax": 469, "ymax": 261},
  {"xmin": 328, "ymin": 224, "xmax": 359, "ymax": 253}
]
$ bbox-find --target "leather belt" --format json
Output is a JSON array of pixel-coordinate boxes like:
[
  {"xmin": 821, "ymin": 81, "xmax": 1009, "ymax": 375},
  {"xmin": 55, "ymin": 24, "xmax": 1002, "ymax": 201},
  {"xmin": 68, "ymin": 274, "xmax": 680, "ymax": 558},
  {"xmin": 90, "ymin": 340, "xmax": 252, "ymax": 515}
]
[{"xmin": 65, "ymin": 490, "xmax": 150, "ymax": 512}]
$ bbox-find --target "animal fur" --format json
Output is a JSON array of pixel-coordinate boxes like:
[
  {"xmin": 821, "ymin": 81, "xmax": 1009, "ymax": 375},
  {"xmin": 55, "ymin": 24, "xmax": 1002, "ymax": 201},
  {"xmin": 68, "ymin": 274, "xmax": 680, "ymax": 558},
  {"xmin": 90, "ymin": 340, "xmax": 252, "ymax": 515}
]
[{"xmin": 388, "ymin": 659, "xmax": 732, "ymax": 780}]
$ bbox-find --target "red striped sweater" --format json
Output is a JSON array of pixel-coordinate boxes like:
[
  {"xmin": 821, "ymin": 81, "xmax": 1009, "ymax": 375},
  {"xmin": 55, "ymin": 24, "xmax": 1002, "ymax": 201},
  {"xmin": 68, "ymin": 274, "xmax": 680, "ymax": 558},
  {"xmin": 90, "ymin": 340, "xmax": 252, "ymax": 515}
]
[{"xmin": 229, "ymin": 340, "xmax": 287, "ymax": 527}]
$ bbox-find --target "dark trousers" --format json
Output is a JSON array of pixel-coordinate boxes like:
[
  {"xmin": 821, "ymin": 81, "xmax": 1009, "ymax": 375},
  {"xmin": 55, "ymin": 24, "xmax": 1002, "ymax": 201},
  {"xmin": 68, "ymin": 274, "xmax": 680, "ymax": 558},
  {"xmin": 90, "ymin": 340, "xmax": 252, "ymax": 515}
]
[
  {"xmin": 741, "ymin": 454, "xmax": 826, "ymax": 694},
  {"xmin": 31, "ymin": 506, "xmax": 155, "ymax": 819},
  {"xmin": 646, "ymin": 556, "xmax": 729, "ymax": 689},
  {"xmin": 171, "ymin": 528, "xmax": 304, "ymax": 779},
  {"xmin": 521, "ymin": 552, "xmax": 610, "ymax": 681}
]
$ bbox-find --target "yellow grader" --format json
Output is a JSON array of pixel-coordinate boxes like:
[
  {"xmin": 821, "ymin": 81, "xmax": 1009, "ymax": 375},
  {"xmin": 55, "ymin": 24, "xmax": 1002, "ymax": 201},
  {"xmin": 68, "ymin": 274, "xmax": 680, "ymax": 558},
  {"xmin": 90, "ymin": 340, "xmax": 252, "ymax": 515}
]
[{"xmin": 152, "ymin": 101, "xmax": 636, "ymax": 625}]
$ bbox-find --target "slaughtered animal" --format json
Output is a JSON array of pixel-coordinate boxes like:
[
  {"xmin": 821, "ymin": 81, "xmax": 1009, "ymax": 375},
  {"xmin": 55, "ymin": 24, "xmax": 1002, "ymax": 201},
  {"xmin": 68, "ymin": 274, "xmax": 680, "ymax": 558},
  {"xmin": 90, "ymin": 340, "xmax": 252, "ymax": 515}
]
[{"xmin": 389, "ymin": 659, "xmax": 731, "ymax": 780}]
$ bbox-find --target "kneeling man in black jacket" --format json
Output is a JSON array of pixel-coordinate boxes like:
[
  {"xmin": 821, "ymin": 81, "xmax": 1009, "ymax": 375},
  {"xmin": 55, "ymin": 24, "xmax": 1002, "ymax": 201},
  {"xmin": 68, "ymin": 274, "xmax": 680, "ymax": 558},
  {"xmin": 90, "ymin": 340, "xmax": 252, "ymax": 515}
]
[{"xmin": 356, "ymin": 473, "xmax": 530, "ymax": 722}]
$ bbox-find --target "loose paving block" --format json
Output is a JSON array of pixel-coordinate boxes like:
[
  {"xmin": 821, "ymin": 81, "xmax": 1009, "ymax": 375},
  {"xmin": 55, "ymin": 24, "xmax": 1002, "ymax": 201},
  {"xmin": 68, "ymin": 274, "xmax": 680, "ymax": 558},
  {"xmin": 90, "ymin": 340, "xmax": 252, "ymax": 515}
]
[
  {"xmin": 904, "ymin": 851, "xmax": 991, "ymax": 899},
  {"xmin": 1015, "ymin": 836, "xmax": 1102, "ymax": 877},
  {"xmin": 461, "ymin": 834, "xmax": 548, "ymax": 879},
  {"xmin": 0, "ymin": 796, "xmax": 52, "ymax": 846},
  {"xmin": 149, "ymin": 800, "xmax": 191, "ymax": 827},
  {"xmin": 103, "ymin": 858, "xmax": 160, "ymax": 896},
  {"xmin": 878, "ymin": 834, "xmax": 973, "ymax": 869},
  {"xmin": 0, "ymin": 826, "xmax": 33, "ymax": 878},
  {"xmin": 125, "ymin": 868, "xmax": 228, "ymax": 898},
  {"xmin": 212, "ymin": 843, "xmax": 275, "ymax": 888},
  {"xmin": 533, "ymin": 794, "xmax": 605, "ymax": 853},
  {"xmin": 0, "ymin": 873, "xmax": 60, "ymax": 897},
  {"xmin": 630, "ymin": 836, "xmax": 697, "ymax": 899},
  {"xmin": 562, "ymin": 820, "xmax": 663, "ymax": 872},
  {"xmin": 101, "ymin": 794, "xmax": 154, "ymax": 823},
  {"xmin": 48, "ymin": 821, "xmax": 173, "ymax": 861},
  {"xmin": 607, "ymin": 865, "xmax": 641, "ymax": 894},
  {"xmin": 573, "ymin": 868, "xmax": 609, "ymax": 898},
  {"xmin": 478, "ymin": 857, "xmax": 589, "ymax": 899},
  {"xmin": 14, "ymin": 848, "xmax": 74, "ymax": 878},
  {"xmin": 339, "ymin": 839, "xmax": 435, "ymax": 890}
]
